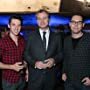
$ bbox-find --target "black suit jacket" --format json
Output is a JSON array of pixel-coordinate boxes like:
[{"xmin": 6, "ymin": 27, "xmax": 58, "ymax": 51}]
[
  {"xmin": 24, "ymin": 29, "xmax": 62, "ymax": 82},
  {"xmin": 24, "ymin": 29, "xmax": 62, "ymax": 67}
]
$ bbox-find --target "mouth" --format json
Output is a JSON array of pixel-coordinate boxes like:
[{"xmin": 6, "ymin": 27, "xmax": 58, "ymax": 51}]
[{"xmin": 73, "ymin": 28, "xmax": 79, "ymax": 30}]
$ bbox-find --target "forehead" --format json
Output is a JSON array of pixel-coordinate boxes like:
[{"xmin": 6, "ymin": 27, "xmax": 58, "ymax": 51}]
[
  {"xmin": 36, "ymin": 12, "xmax": 48, "ymax": 17},
  {"xmin": 10, "ymin": 19, "xmax": 21, "ymax": 23},
  {"xmin": 71, "ymin": 15, "xmax": 83, "ymax": 21}
]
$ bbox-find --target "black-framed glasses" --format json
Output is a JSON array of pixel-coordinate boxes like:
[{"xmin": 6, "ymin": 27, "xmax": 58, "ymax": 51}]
[{"xmin": 70, "ymin": 20, "xmax": 83, "ymax": 25}]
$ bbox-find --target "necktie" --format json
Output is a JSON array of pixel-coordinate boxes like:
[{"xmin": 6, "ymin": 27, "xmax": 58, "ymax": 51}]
[{"xmin": 43, "ymin": 32, "xmax": 46, "ymax": 50}]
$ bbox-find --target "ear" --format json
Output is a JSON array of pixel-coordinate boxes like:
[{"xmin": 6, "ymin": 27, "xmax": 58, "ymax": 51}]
[
  {"xmin": 83, "ymin": 23, "xmax": 85, "ymax": 27},
  {"xmin": 8, "ymin": 24, "xmax": 10, "ymax": 28},
  {"xmin": 69, "ymin": 22, "xmax": 71, "ymax": 27}
]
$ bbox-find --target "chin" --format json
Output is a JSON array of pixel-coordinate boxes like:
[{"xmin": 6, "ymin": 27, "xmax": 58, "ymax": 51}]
[
  {"xmin": 14, "ymin": 33, "xmax": 19, "ymax": 36},
  {"xmin": 39, "ymin": 25, "xmax": 48, "ymax": 28},
  {"xmin": 73, "ymin": 32, "xmax": 80, "ymax": 34}
]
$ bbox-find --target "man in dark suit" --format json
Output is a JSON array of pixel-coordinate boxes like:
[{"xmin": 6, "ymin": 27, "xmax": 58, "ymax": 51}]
[
  {"xmin": 24, "ymin": 9, "xmax": 63, "ymax": 90},
  {"xmin": 62, "ymin": 14, "xmax": 90, "ymax": 90}
]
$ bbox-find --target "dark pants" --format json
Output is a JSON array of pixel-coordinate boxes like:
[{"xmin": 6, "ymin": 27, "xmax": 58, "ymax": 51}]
[
  {"xmin": 2, "ymin": 78, "xmax": 25, "ymax": 90},
  {"xmin": 28, "ymin": 71, "xmax": 56, "ymax": 90},
  {"xmin": 64, "ymin": 81, "xmax": 90, "ymax": 90}
]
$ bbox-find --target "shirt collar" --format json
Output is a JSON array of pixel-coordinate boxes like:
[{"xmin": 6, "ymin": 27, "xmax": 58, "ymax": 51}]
[{"xmin": 39, "ymin": 28, "xmax": 50, "ymax": 34}]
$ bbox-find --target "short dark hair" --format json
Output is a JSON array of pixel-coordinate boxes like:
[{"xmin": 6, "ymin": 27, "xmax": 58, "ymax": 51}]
[
  {"xmin": 36, "ymin": 9, "xmax": 50, "ymax": 19},
  {"xmin": 9, "ymin": 15, "xmax": 23, "ymax": 25},
  {"xmin": 71, "ymin": 14, "xmax": 84, "ymax": 22}
]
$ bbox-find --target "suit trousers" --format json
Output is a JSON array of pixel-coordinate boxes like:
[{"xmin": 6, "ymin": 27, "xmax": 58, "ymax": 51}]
[{"xmin": 28, "ymin": 70, "xmax": 56, "ymax": 90}]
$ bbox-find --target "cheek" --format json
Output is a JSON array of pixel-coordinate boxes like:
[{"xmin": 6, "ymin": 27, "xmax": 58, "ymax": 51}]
[
  {"xmin": 69, "ymin": 24, "xmax": 73, "ymax": 28},
  {"xmin": 18, "ymin": 28, "xmax": 21, "ymax": 32},
  {"xmin": 10, "ymin": 27, "xmax": 15, "ymax": 31},
  {"xmin": 44, "ymin": 20, "xmax": 48, "ymax": 25},
  {"xmin": 78, "ymin": 25, "xmax": 83, "ymax": 29},
  {"xmin": 70, "ymin": 25, "xmax": 74, "ymax": 29},
  {"xmin": 18, "ymin": 26, "xmax": 21, "ymax": 30}
]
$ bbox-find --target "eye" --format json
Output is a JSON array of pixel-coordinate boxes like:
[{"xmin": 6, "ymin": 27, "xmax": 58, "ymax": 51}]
[{"xmin": 71, "ymin": 21, "xmax": 83, "ymax": 25}]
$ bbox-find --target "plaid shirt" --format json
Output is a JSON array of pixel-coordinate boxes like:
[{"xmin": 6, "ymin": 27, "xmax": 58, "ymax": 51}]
[{"xmin": 0, "ymin": 35, "xmax": 25, "ymax": 83}]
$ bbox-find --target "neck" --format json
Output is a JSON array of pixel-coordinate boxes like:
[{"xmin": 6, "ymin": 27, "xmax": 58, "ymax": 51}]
[
  {"xmin": 40, "ymin": 27, "xmax": 49, "ymax": 31},
  {"xmin": 72, "ymin": 32, "xmax": 83, "ymax": 39}
]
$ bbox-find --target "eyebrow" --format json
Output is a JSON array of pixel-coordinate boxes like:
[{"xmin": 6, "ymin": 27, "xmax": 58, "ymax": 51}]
[
  {"xmin": 71, "ymin": 20, "xmax": 83, "ymax": 22},
  {"xmin": 71, "ymin": 20, "xmax": 82, "ymax": 22}
]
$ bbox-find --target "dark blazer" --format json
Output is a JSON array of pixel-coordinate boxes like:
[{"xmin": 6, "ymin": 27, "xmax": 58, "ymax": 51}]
[
  {"xmin": 63, "ymin": 33, "xmax": 90, "ymax": 85},
  {"xmin": 24, "ymin": 29, "xmax": 62, "ymax": 87}
]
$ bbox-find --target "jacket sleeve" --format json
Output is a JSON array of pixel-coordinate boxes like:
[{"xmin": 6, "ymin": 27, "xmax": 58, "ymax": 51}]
[
  {"xmin": 24, "ymin": 36, "xmax": 37, "ymax": 68},
  {"xmin": 53, "ymin": 34, "xmax": 63, "ymax": 64},
  {"xmin": 62, "ymin": 39, "xmax": 68, "ymax": 73}
]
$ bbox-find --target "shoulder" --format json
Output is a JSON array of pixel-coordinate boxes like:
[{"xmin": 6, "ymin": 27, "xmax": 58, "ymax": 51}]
[
  {"xmin": 29, "ymin": 30, "xmax": 37, "ymax": 37},
  {"xmin": 0, "ymin": 35, "xmax": 9, "ymax": 42},
  {"xmin": 0, "ymin": 36, "xmax": 9, "ymax": 47},
  {"xmin": 19, "ymin": 35, "xmax": 26, "ymax": 43},
  {"xmin": 50, "ymin": 31, "xmax": 61, "ymax": 37},
  {"xmin": 81, "ymin": 32, "xmax": 90, "ymax": 40},
  {"xmin": 27, "ymin": 30, "xmax": 37, "ymax": 41},
  {"xmin": 84, "ymin": 32, "xmax": 90, "ymax": 37},
  {"xmin": 19, "ymin": 35, "xmax": 25, "ymax": 40}
]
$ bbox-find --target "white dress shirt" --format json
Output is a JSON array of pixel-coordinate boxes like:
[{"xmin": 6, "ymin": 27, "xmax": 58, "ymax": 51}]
[{"xmin": 39, "ymin": 28, "xmax": 50, "ymax": 50}]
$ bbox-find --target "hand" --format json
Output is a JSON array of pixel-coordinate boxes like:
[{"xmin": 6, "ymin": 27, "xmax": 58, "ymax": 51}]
[
  {"xmin": 25, "ymin": 68, "xmax": 29, "ymax": 82},
  {"xmin": 62, "ymin": 73, "xmax": 67, "ymax": 81},
  {"xmin": 44, "ymin": 58, "xmax": 55, "ymax": 68},
  {"xmin": 23, "ymin": 61, "xmax": 27, "ymax": 68},
  {"xmin": 82, "ymin": 77, "xmax": 90, "ymax": 86},
  {"xmin": 11, "ymin": 62, "xmax": 24, "ymax": 72},
  {"xmin": 35, "ymin": 61, "xmax": 48, "ymax": 69}
]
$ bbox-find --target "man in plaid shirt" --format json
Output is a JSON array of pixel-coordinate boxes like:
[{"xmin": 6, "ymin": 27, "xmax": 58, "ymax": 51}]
[{"xmin": 0, "ymin": 15, "xmax": 27, "ymax": 90}]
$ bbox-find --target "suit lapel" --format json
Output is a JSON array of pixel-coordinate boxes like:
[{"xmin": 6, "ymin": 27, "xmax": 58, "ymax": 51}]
[
  {"xmin": 36, "ymin": 30, "xmax": 42, "ymax": 42},
  {"xmin": 46, "ymin": 31, "xmax": 53, "ymax": 54},
  {"xmin": 35, "ymin": 29, "xmax": 54, "ymax": 55},
  {"xmin": 36, "ymin": 30, "xmax": 46, "ymax": 53}
]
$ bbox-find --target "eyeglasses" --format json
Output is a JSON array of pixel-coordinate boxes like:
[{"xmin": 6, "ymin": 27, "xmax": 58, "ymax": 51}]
[{"xmin": 70, "ymin": 20, "xmax": 83, "ymax": 25}]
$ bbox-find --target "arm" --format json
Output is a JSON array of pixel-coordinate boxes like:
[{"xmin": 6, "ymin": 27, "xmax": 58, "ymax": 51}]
[
  {"xmin": 53, "ymin": 34, "xmax": 63, "ymax": 64},
  {"xmin": 62, "ymin": 38, "xmax": 68, "ymax": 81},
  {"xmin": 0, "ymin": 62, "xmax": 24, "ymax": 72},
  {"xmin": 24, "ymin": 35, "xmax": 49, "ymax": 69},
  {"xmin": 0, "ymin": 39, "xmax": 24, "ymax": 72},
  {"xmin": 24, "ymin": 36, "xmax": 38, "ymax": 67}
]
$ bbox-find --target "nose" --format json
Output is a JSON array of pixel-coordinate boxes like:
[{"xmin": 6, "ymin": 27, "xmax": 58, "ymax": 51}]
[{"xmin": 74, "ymin": 22, "xmax": 79, "ymax": 26}]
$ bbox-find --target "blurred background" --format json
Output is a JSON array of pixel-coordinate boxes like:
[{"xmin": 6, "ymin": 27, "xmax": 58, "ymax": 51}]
[{"xmin": 0, "ymin": 0, "xmax": 90, "ymax": 39}]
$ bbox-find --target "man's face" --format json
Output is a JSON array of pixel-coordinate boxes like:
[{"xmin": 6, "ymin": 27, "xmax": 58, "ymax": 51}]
[
  {"xmin": 36, "ymin": 12, "xmax": 49, "ymax": 29},
  {"xmin": 8, "ymin": 19, "xmax": 21, "ymax": 36},
  {"xmin": 69, "ymin": 15, "xmax": 84, "ymax": 34}
]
